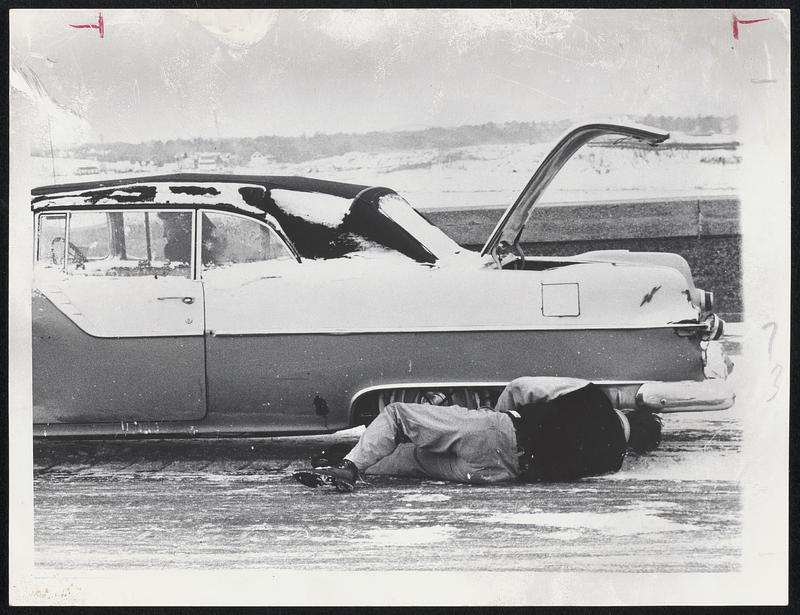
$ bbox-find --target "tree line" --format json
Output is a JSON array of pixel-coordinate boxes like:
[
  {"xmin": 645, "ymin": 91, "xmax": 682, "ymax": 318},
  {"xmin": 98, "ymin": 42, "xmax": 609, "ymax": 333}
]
[{"xmin": 50, "ymin": 115, "xmax": 738, "ymax": 167}]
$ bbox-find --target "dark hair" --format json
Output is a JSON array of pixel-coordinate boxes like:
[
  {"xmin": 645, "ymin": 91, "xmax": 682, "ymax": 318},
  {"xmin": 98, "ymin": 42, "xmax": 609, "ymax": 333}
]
[{"xmin": 625, "ymin": 410, "xmax": 663, "ymax": 453}]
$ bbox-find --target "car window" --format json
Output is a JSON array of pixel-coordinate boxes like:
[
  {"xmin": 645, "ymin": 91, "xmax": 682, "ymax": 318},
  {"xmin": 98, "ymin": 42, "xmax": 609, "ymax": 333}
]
[
  {"xmin": 201, "ymin": 211, "xmax": 293, "ymax": 270},
  {"xmin": 67, "ymin": 211, "xmax": 110, "ymax": 261},
  {"xmin": 36, "ymin": 214, "xmax": 67, "ymax": 269},
  {"xmin": 66, "ymin": 210, "xmax": 192, "ymax": 278}
]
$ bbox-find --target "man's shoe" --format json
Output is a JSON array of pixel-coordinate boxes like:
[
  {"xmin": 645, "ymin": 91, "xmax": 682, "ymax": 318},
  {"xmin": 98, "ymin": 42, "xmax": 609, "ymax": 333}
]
[
  {"xmin": 292, "ymin": 459, "xmax": 359, "ymax": 492},
  {"xmin": 310, "ymin": 442, "xmax": 353, "ymax": 468}
]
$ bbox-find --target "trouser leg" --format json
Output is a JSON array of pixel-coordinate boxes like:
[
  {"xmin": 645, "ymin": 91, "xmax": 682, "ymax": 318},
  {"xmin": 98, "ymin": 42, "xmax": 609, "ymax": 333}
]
[
  {"xmin": 364, "ymin": 443, "xmax": 426, "ymax": 477},
  {"xmin": 345, "ymin": 402, "xmax": 463, "ymax": 472},
  {"xmin": 345, "ymin": 401, "xmax": 479, "ymax": 471},
  {"xmin": 345, "ymin": 402, "xmax": 520, "ymax": 483},
  {"xmin": 343, "ymin": 403, "xmax": 410, "ymax": 472}
]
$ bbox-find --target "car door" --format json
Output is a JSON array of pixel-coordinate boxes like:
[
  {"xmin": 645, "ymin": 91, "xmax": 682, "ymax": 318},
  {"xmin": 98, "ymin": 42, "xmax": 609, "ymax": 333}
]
[
  {"xmin": 32, "ymin": 208, "xmax": 207, "ymax": 424},
  {"xmin": 199, "ymin": 209, "xmax": 314, "ymax": 429}
]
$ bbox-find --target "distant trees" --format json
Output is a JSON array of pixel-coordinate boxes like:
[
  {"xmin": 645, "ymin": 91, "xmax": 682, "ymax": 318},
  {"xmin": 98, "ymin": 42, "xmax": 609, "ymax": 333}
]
[
  {"xmin": 48, "ymin": 116, "xmax": 737, "ymax": 164},
  {"xmin": 638, "ymin": 115, "xmax": 738, "ymax": 135}
]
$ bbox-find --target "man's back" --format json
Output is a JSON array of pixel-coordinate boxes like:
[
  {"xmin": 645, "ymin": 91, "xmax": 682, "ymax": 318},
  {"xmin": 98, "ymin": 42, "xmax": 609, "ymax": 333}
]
[{"xmin": 512, "ymin": 383, "xmax": 627, "ymax": 481}]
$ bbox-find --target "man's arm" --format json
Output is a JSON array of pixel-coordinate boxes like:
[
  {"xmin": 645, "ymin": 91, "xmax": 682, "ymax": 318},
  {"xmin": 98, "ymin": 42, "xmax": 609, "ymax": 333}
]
[{"xmin": 493, "ymin": 377, "xmax": 591, "ymax": 413}]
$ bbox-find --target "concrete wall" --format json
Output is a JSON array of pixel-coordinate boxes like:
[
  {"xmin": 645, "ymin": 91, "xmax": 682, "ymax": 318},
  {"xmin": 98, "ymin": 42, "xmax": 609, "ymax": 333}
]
[{"xmin": 423, "ymin": 196, "xmax": 742, "ymax": 321}]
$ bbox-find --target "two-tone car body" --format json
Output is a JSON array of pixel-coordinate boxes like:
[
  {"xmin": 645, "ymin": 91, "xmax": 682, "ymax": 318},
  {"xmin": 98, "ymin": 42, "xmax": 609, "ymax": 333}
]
[{"xmin": 31, "ymin": 123, "xmax": 734, "ymax": 438}]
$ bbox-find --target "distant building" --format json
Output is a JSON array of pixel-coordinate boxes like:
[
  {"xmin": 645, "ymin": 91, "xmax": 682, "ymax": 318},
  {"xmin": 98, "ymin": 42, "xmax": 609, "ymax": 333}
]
[
  {"xmin": 111, "ymin": 161, "xmax": 135, "ymax": 173},
  {"xmin": 176, "ymin": 154, "xmax": 194, "ymax": 171},
  {"xmin": 249, "ymin": 151, "xmax": 276, "ymax": 168},
  {"xmin": 196, "ymin": 153, "xmax": 220, "ymax": 171}
]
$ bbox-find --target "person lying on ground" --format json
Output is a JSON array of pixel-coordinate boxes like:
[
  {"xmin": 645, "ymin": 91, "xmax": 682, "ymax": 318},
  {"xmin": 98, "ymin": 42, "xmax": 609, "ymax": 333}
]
[{"xmin": 293, "ymin": 377, "xmax": 662, "ymax": 492}]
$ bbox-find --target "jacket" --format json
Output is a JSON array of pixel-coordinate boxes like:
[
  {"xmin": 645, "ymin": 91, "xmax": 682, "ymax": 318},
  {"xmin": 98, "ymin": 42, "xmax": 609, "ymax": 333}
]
[{"xmin": 509, "ymin": 383, "xmax": 626, "ymax": 481}]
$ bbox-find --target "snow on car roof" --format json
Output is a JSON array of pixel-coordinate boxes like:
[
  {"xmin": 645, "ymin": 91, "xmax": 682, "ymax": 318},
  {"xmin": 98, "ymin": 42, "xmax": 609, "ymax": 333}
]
[
  {"xmin": 377, "ymin": 193, "xmax": 463, "ymax": 261},
  {"xmin": 270, "ymin": 188, "xmax": 352, "ymax": 228},
  {"xmin": 30, "ymin": 173, "xmax": 460, "ymax": 263},
  {"xmin": 39, "ymin": 182, "xmax": 263, "ymax": 209},
  {"xmin": 30, "ymin": 173, "xmax": 372, "ymax": 214}
]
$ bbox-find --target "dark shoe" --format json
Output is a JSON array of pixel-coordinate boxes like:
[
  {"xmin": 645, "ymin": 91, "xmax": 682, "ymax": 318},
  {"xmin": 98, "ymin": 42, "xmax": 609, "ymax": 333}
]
[{"xmin": 292, "ymin": 459, "xmax": 359, "ymax": 492}]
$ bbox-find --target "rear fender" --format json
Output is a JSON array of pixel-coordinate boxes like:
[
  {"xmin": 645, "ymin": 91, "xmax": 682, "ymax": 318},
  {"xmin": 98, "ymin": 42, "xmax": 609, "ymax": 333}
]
[{"xmin": 574, "ymin": 250, "xmax": 695, "ymax": 287}]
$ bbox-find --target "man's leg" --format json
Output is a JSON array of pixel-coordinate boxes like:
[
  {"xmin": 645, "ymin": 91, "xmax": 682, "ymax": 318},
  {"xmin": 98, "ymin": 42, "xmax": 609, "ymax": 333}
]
[
  {"xmin": 294, "ymin": 402, "xmax": 436, "ymax": 491},
  {"xmin": 364, "ymin": 443, "xmax": 427, "ymax": 477},
  {"xmin": 345, "ymin": 402, "xmax": 490, "ymax": 471},
  {"xmin": 350, "ymin": 402, "xmax": 520, "ymax": 484},
  {"xmin": 295, "ymin": 402, "xmax": 519, "ymax": 489}
]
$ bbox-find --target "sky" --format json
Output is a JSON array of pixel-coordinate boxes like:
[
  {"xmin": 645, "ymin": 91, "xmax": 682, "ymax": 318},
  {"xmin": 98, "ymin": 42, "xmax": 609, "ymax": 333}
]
[{"xmin": 9, "ymin": 8, "xmax": 790, "ymax": 146}]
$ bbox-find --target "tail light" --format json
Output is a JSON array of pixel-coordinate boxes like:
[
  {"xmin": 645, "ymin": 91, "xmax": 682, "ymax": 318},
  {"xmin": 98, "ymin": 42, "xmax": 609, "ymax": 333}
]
[
  {"xmin": 690, "ymin": 288, "xmax": 715, "ymax": 315},
  {"xmin": 701, "ymin": 313, "xmax": 725, "ymax": 341}
]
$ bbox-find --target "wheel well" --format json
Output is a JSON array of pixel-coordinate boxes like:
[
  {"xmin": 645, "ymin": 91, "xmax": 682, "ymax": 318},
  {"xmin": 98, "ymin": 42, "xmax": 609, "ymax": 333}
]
[{"xmin": 349, "ymin": 384, "xmax": 506, "ymax": 427}]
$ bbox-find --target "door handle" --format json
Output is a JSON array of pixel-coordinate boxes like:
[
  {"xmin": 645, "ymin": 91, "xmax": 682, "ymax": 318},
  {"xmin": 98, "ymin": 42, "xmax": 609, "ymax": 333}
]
[{"xmin": 157, "ymin": 296, "xmax": 195, "ymax": 304}]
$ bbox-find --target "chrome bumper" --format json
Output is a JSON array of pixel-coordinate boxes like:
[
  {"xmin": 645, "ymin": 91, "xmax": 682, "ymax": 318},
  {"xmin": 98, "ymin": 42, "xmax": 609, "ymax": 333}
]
[
  {"xmin": 607, "ymin": 340, "xmax": 735, "ymax": 413},
  {"xmin": 635, "ymin": 379, "xmax": 735, "ymax": 412}
]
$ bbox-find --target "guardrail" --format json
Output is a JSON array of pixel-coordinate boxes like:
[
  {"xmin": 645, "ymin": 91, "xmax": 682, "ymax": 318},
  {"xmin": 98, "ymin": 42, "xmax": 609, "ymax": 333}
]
[{"xmin": 423, "ymin": 196, "xmax": 742, "ymax": 321}]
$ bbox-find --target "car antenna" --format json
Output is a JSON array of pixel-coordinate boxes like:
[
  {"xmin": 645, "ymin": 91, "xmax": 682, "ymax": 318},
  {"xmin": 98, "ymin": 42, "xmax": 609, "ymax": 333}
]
[{"xmin": 47, "ymin": 116, "xmax": 56, "ymax": 183}]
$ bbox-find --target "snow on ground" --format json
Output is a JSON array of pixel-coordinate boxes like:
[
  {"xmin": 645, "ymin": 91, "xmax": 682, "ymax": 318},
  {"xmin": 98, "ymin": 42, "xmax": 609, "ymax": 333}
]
[
  {"xmin": 366, "ymin": 525, "xmax": 457, "ymax": 545},
  {"xmin": 29, "ymin": 134, "xmax": 740, "ymax": 210},
  {"xmin": 487, "ymin": 510, "xmax": 697, "ymax": 535},
  {"xmin": 242, "ymin": 138, "xmax": 740, "ymax": 208},
  {"xmin": 398, "ymin": 493, "xmax": 451, "ymax": 503}
]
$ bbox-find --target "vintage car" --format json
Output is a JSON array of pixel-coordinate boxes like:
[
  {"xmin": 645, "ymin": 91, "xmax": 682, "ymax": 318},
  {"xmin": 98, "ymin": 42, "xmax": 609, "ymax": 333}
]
[{"xmin": 32, "ymin": 123, "xmax": 734, "ymax": 438}]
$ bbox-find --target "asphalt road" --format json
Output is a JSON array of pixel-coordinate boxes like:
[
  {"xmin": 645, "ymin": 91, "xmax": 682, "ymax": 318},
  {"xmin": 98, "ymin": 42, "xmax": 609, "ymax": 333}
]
[{"xmin": 34, "ymin": 402, "xmax": 742, "ymax": 572}]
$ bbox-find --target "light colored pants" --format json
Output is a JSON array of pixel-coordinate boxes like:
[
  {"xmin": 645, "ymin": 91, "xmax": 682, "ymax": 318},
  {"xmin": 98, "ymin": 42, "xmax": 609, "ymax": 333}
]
[{"xmin": 345, "ymin": 402, "xmax": 521, "ymax": 484}]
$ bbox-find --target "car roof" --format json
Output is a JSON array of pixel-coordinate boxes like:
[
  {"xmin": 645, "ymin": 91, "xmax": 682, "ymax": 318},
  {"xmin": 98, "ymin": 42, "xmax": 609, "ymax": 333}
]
[
  {"xmin": 30, "ymin": 173, "xmax": 375, "ymax": 214},
  {"xmin": 29, "ymin": 173, "xmax": 464, "ymax": 263}
]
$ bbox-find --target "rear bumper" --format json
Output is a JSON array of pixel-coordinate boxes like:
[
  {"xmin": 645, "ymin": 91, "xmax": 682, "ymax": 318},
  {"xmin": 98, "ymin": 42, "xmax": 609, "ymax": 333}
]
[
  {"xmin": 606, "ymin": 340, "xmax": 735, "ymax": 413},
  {"xmin": 634, "ymin": 378, "xmax": 735, "ymax": 412}
]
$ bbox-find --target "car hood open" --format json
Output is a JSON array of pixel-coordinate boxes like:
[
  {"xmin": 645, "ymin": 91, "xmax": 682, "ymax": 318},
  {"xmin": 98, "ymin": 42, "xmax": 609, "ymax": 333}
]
[{"xmin": 480, "ymin": 122, "xmax": 669, "ymax": 261}]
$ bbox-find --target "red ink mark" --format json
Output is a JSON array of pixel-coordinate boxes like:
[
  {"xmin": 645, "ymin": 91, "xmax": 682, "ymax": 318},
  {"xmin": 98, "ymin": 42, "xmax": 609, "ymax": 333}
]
[
  {"xmin": 69, "ymin": 11, "xmax": 104, "ymax": 38},
  {"xmin": 732, "ymin": 15, "xmax": 770, "ymax": 40}
]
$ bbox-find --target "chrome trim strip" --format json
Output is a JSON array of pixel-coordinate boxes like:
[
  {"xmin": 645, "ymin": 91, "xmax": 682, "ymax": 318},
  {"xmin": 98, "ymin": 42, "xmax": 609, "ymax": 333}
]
[
  {"xmin": 47, "ymin": 206, "xmax": 195, "ymax": 214},
  {"xmin": 349, "ymin": 381, "xmax": 508, "ymax": 411},
  {"xmin": 190, "ymin": 209, "xmax": 197, "ymax": 281},
  {"xmin": 210, "ymin": 322, "xmax": 706, "ymax": 337},
  {"xmin": 64, "ymin": 212, "xmax": 71, "ymax": 273},
  {"xmin": 348, "ymin": 379, "xmax": 650, "ymax": 412}
]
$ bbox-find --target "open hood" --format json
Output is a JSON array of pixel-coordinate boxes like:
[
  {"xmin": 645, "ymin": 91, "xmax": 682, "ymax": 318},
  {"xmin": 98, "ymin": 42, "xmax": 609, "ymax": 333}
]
[{"xmin": 481, "ymin": 123, "xmax": 669, "ymax": 262}]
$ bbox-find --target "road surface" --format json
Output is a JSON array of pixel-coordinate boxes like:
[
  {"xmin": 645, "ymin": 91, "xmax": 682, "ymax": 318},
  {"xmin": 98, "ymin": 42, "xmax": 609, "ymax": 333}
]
[{"xmin": 34, "ymin": 403, "xmax": 742, "ymax": 572}]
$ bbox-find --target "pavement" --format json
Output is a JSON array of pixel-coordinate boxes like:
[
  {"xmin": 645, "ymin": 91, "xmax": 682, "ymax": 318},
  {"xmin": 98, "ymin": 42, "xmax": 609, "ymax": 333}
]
[{"xmin": 34, "ymin": 400, "xmax": 743, "ymax": 572}]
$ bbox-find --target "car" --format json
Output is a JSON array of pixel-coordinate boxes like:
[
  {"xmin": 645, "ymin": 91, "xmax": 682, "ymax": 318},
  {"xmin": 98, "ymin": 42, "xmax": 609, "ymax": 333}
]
[{"xmin": 31, "ymin": 122, "xmax": 734, "ymax": 438}]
